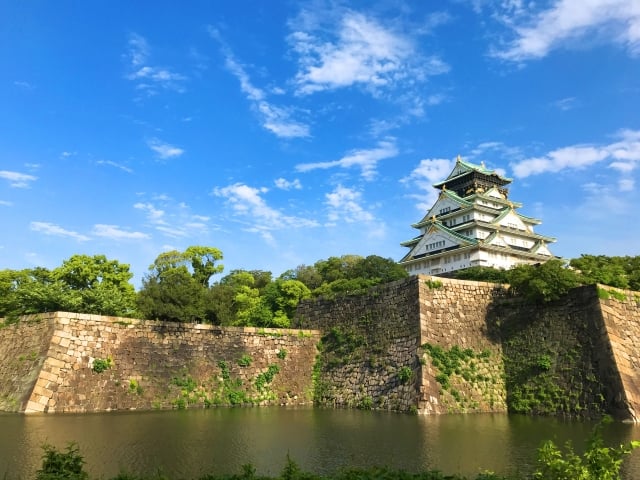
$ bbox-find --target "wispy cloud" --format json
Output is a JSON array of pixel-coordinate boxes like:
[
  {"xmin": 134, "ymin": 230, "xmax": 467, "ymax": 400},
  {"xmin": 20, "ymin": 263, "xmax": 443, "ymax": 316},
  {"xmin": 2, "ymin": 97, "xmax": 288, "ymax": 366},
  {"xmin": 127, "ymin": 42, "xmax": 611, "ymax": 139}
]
[
  {"xmin": 213, "ymin": 183, "xmax": 318, "ymax": 241},
  {"xmin": 209, "ymin": 27, "xmax": 310, "ymax": 139},
  {"xmin": 491, "ymin": 0, "xmax": 640, "ymax": 61},
  {"xmin": 325, "ymin": 185, "xmax": 375, "ymax": 224},
  {"xmin": 125, "ymin": 33, "xmax": 187, "ymax": 94},
  {"xmin": 552, "ymin": 97, "xmax": 578, "ymax": 111},
  {"xmin": 96, "ymin": 160, "xmax": 134, "ymax": 173},
  {"xmin": 134, "ymin": 202, "xmax": 166, "ymax": 223},
  {"xmin": 296, "ymin": 139, "xmax": 398, "ymax": 180},
  {"xmin": 289, "ymin": 10, "xmax": 449, "ymax": 96},
  {"xmin": 510, "ymin": 129, "xmax": 640, "ymax": 178},
  {"xmin": 275, "ymin": 178, "xmax": 302, "ymax": 190},
  {"xmin": 0, "ymin": 200, "xmax": 13, "ymax": 206},
  {"xmin": 30, "ymin": 222, "xmax": 90, "ymax": 242},
  {"xmin": 14, "ymin": 80, "xmax": 34, "ymax": 90},
  {"xmin": 147, "ymin": 138, "xmax": 184, "ymax": 159},
  {"xmin": 401, "ymin": 157, "xmax": 456, "ymax": 211},
  {"xmin": 0, "ymin": 170, "xmax": 38, "ymax": 188},
  {"xmin": 92, "ymin": 224, "xmax": 149, "ymax": 240},
  {"xmin": 134, "ymin": 198, "xmax": 211, "ymax": 238}
]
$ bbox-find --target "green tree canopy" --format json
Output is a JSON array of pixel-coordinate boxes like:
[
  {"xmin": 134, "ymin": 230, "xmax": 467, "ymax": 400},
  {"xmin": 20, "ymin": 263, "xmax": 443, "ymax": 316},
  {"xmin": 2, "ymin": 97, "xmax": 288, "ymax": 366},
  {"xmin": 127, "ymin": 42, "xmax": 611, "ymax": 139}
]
[
  {"xmin": 507, "ymin": 260, "xmax": 583, "ymax": 303},
  {"xmin": 137, "ymin": 246, "xmax": 223, "ymax": 323},
  {"xmin": 0, "ymin": 255, "xmax": 137, "ymax": 319}
]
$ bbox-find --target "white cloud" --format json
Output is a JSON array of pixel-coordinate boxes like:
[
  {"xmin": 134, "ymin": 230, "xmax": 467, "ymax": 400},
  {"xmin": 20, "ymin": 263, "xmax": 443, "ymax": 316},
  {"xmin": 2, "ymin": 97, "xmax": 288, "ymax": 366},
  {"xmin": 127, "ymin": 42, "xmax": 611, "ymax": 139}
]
[
  {"xmin": 619, "ymin": 178, "xmax": 635, "ymax": 191},
  {"xmin": 147, "ymin": 138, "xmax": 184, "ymax": 159},
  {"xmin": 134, "ymin": 202, "xmax": 166, "ymax": 223},
  {"xmin": 578, "ymin": 181, "xmax": 631, "ymax": 219},
  {"xmin": 512, "ymin": 146, "xmax": 609, "ymax": 178},
  {"xmin": 401, "ymin": 157, "xmax": 455, "ymax": 211},
  {"xmin": 92, "ymin": 224, "xmax": 149, "ymax": 240},
  {"xmin": 209, "ymin": 27, "xmax": 310, "ymax": 139},
  {"xmin": 493, "ymin": 0, "xmax": 640, "ymax": 61},
  {"xmin": 257, "ymin": 101, "xmax": 310, "ymax": 138},
  {"xmin": 553, "ymin": 97, "xmax": 578, "ymax": 111},
  {"xmin": 609, "ymin": 161, "xmax": 635, "ymax": 173},
  {"xmin": 511, "ymin": 129, "xmax": 640, "ymax": 178},
  {"xmin": 125, "ymin": 33, "xmax": 187, "ymax": 94},
  {"xmin": 213, "ymin": 183, "xmax": 318, "ymax": 241},
  {"xmin": 275, "ymin": 178, "xmax": 302, "ymax": 190},
  {"xmin": 30, "ymin": 222, "xmax": 90, "ymax": 242},
  {"xmin": 296, "ymin": 139, "xmax": 398, "ymax": 180},
  {"xmin": 0, "ymin": 170, "xmax": 37, "ymax": 188},
  {"xmin": 134, "ymin": 198, "xmax": 212, "ymax": 238},
  {"xmin": 290, "ymin": 11, "xmax": 449, "ymax": 95},
  {"xmin": 0, "ymin": 200, "xmax": 13, "ymax": 206},
  {"xmin": 325, "ymin": 185, "xmax": 375, "ymax": 224},
  {"xmin": 14, "ymin": 80, "xmax": 34, "ymax": 90},
  {"xmin": 96, "ymin": 160, "xmax": 133, "ymax": 173}
]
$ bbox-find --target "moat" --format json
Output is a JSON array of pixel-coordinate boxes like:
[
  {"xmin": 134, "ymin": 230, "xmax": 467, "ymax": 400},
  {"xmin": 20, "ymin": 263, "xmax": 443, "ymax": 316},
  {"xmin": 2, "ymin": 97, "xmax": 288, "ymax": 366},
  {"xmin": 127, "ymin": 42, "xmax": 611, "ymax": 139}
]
[{"xmin": 2, "ymin": 408, "xmax": 640, "ymax": 479}]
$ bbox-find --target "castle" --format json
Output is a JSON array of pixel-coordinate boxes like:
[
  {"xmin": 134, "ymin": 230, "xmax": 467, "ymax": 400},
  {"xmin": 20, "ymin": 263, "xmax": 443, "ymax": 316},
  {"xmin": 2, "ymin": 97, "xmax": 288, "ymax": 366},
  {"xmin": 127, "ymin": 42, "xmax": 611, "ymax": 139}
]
[{"xmin": 399, "ymin": 156, "xmax": 555, "ymax": 275}]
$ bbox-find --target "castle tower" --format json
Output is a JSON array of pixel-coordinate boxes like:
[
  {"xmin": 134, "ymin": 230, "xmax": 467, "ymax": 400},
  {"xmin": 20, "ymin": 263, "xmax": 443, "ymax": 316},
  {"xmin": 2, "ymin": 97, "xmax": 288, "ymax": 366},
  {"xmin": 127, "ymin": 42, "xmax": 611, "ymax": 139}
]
[{"xmin": 399, "ymin": 156, "xmax": 555, "ymax": 275}]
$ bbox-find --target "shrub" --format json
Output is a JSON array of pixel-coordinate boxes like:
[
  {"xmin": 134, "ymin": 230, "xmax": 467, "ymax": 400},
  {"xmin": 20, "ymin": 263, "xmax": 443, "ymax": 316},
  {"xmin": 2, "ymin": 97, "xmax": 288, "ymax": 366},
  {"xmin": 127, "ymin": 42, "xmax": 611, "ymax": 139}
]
[
  {"xmin": 238, "ymin": 354, "xmax": 253, "ymax": 367},
  {"xmin": 91, "ymin": 356, "xmax": 113, "ymax": 373},
  {"xmin": 36, "ymin": 443, "xmax": 88, "ymax": 480},
  {"xmin": 536, "ymin": 354, "xmax": 552, "ymax": 372},
  {"xmin": 533, "ymin": 417, "xmax": 640, "ymax": 480},
  {"xmin": 397, "ymin": 366, "xmax": 413, "ymax": 384}
]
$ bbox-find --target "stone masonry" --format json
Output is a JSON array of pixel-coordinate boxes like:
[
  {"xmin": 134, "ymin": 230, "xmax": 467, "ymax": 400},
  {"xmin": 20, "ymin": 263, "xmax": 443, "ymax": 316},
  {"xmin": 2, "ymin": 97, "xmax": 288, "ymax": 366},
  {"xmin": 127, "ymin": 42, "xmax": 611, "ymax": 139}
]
[
  {"xmin": 0, "ymin": 312, "xmax": 320, "ymax": 413},
  {"xmin": 1, "ymin": 276, "xmax": 640, "ymax": 419}
]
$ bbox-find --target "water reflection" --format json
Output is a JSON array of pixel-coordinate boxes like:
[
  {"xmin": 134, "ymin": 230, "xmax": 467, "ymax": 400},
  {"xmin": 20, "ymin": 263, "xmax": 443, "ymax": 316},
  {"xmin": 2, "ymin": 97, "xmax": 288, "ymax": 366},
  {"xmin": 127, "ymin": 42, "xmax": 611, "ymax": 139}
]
[{"xmin": 1, "ymin": 409, "xmax": 639, "ymax": 479}]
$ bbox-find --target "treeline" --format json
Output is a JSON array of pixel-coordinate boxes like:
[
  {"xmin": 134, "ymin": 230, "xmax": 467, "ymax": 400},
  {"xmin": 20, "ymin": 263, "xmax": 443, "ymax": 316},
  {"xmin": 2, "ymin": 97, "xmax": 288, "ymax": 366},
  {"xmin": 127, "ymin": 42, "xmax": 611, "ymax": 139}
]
[
  {"xmin": 453, "ymin": 255, "xmax": 640, "ymax": 303},
  {"xmin": 2, "ymin": 251, "xmax": 639, "ymax": 324},
  {"xmin": 0, "ymin": 247, "xmax": 408, "ymax": 326}
]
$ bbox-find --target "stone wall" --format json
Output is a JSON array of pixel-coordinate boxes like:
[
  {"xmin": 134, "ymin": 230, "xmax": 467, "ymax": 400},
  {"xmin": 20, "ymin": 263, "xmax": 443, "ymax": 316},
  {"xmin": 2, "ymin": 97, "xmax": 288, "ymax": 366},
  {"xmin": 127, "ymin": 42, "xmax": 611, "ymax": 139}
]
[
  {"xmin": 0, "ymin": 312, "xmax": 320, "ymax": 413},
  {"xmin": 417, "ymin": 276, "xmax": 508, "ymax": 414},
  {"xmin": 294, "ymin": 275, "xmax": 509, "ymax": 414},
  {"xmin": 294, "ymin": 277, "xmax": 423, "ymax": 412},
  {"xmin": 296, "ymin": 275, "xmax": 640, "ymax": 420},
  {"xmin": 0, "ymin": 315, "xmax": 56, "ymax": 411},
  {"xmin": 597, "ymin": 286, "xmax": 640, "ymax": 421},
  {"xmin": 2, "ymin": 277, "xmax": 640, "ymax": 419}
]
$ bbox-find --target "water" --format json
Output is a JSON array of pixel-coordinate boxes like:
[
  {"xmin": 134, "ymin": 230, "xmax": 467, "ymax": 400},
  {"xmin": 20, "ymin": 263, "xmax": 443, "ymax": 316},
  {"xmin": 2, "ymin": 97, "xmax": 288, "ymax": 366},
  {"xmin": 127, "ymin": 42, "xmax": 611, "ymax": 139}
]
[{"xmin": 1, "ymin": 408, "xmax": 639, "ymax": 479}]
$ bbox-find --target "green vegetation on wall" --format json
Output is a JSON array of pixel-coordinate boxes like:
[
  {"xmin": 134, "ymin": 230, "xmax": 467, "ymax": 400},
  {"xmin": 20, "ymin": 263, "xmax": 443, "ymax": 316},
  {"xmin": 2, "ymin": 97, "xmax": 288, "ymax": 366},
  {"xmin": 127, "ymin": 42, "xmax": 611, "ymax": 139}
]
[
  {"xmin": 422, "ymin": 343, "xmax": 503, "ymax": 413},
  {"xmin": 498, "ymin": 304, "xmax": 607, "ymax": 417},
  {"xmin": 165, "ymin": 354, "xmax": 289, "ymax": 409}
]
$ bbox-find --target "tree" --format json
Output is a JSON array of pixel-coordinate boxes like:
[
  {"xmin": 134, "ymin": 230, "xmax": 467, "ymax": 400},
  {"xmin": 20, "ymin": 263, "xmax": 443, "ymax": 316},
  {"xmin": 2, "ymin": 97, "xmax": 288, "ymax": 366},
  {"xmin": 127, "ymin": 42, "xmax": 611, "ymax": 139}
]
[
  {"xmin": 280, "ymin": 264, "xmax": 323, "ymax": 290},
  {"xmin": 52, "ymin": 254, "xmax": 137, "ymax": 316},
  {"xmin": 569, "ymin": 255, "xmax": 629, "ymax": 289},
  {"xmin": 0, "ymin": 268, "xmax": 69, "ymax": 318},
  {"xmin": 453, "ymin": 266, "xmax": 510, "ymax": 283},
  {"xmin": 507, "ymin": 260, "xmax": 582, "ymax": 303},
  {"xmin": 0, "ymin": 255, "xmax": 137, "ymax": 319},
  {"xmin": 137, "ymin": 246, "xmax": 224, "ymax": 323},
  {"xmin": 149, "ymin": 246, "xmax": 223, "ymax": 287},
  {"xmin": 348, "ymin": 255, "xmax": 408, "ymax": 283},
  {"xmin": 137, "ymin": 266, "xmax": 208, "ymax": 323},
  {"xmin": 263, "ymin": 279, "xmax": 311, "ymax": 323}
]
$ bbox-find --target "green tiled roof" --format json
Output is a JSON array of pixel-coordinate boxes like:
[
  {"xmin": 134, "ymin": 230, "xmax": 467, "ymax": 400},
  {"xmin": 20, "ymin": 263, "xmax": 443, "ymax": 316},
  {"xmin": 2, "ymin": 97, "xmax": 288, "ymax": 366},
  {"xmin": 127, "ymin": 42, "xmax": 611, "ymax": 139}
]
[{"xmin": 433, "ymin": 156, "xmax": 512, "ymax": 188}]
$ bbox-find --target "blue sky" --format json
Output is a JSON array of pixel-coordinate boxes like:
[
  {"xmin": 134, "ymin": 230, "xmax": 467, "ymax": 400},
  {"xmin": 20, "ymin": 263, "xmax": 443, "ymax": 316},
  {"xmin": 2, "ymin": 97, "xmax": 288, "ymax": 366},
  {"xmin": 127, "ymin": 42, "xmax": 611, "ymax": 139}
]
[{"xmin": 1, "ymin": 0, "xmax": 639, "ymax": 286}]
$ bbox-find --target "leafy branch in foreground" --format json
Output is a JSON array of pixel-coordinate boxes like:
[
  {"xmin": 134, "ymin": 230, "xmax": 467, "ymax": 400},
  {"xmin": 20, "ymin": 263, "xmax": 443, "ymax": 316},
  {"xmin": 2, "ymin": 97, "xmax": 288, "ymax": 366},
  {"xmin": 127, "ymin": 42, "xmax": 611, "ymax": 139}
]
[{"xmin": 533, "ymin": 417, "xmax": 640, "ymax": 480}]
